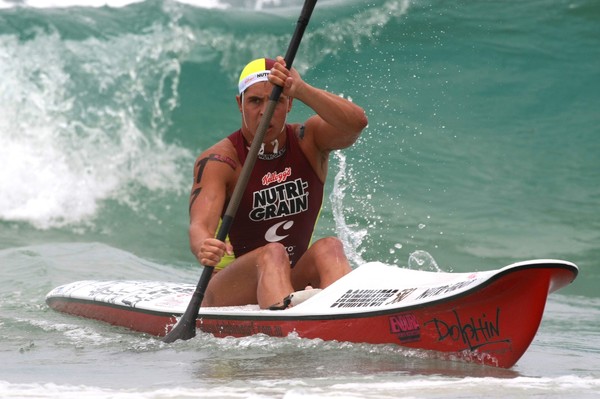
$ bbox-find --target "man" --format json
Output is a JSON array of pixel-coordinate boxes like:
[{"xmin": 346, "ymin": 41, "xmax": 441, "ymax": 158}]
[{"xmin": 189, "ymin": 56, "xmax": 368, "ymax": 309}]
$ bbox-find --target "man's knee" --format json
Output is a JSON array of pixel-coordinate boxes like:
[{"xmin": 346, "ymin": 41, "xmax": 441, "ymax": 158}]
[
  {"xmin": 258, "ymin": 243, "xmax": 290, "ymax": 270},
  {"xmin": 312, "ymin": 237, "xmax": 345, "ymax": 257}
]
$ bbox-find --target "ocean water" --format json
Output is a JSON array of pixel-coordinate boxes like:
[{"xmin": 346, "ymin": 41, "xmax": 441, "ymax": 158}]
[{"xmin": 1, "ymin": 0, "xmax": 599, "ymax": 397}]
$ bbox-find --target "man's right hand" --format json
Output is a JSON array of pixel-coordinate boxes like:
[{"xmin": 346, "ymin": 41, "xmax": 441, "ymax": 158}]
[{"xmin": 197, "ymin": 238, "xmax": 233, "ymax": 267}]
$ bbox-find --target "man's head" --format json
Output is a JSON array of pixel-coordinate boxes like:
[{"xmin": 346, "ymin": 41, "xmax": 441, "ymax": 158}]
[{"xmin": 237, "ymin": 57, "xmax": 292, "ymax": 144}]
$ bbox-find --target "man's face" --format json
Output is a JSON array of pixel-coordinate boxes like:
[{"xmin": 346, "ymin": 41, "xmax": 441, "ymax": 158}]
[{"xmin": 237, "ymin": 81, "xmax": 292, "ymax": 143}]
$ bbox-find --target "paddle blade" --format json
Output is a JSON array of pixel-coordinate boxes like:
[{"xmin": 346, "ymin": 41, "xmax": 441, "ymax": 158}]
[
  {"xmin": 162, "ymin": 292, "xmax": 201, "ymax": 342},
  {"xmin": 162, "ymin": 266, "xmax": 213, "ymax": 343}
]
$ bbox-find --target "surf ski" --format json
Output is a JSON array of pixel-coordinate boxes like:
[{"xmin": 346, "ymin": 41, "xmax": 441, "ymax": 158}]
[{"xmin": 46, "ymin": 259, "xmax": 577, "ymax": 368}]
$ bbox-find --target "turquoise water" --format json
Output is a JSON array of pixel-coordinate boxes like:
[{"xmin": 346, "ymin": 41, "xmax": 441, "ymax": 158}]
[{"xmin": 1, "ymin": 0, "xmax": 599, "ymax": 397}]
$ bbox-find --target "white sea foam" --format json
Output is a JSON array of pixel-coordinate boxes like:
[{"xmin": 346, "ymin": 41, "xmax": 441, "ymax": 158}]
[
  {"xmin": 0, "ymin": 16, "xmax": 193, "ymax": 229},
  {"xmin": 330, "ymin": 151, "xmax": 368, "ymax": 267},
  {"xmin": 0, "ymin": 0, "xmax": 292, "ymax": 10},
  {"xmin": 0, "ymin": 0, "xmax": 224, "ymax": 9},
  {"xmin": 2, "ymin": 375, "xmax": 600, "ymax": 399}
]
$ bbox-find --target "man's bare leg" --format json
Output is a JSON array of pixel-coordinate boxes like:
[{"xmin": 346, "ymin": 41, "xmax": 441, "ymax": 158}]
[{"xmin": 291, "ymin": 237, "xmax": 352, "ymax": 290}]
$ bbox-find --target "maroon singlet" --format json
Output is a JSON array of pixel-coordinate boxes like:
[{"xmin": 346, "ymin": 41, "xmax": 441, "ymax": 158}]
[{"xmin": 226, "ymin": 125, "xmax": 324, "ymax": 266}]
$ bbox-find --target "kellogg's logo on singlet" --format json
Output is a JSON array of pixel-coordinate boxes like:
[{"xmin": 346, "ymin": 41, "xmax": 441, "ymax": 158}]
[{"xmin": 249, "ymin": 167, "xmax": 309, "ymax": 221}]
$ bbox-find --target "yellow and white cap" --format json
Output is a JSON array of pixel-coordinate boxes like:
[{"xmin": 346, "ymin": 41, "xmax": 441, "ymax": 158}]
[{"xmin": 238, "ymin": 58, "xmax": 276, "ymax": 94}]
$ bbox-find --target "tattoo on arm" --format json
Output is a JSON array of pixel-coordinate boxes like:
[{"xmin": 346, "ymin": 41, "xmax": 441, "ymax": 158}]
[
  {"xmin": 189, "ymin": 153, "xmax": 237, "ymax": 212},
  {"xmin": 299, "ymin": 125, "xmax": 306, "ymax": 140},
  {"xmin": 195, "ymin": 154, "xmax": 236, "ymax": 183},
  {"xmin": 189, "ymin": 187, "xmax": 201, "ymax": 214}
]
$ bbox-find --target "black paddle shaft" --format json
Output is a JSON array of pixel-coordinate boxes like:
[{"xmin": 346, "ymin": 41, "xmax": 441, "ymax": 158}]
[{"xmin": 163, "ymin": 0, "xmax": 318, "ymax": 343}]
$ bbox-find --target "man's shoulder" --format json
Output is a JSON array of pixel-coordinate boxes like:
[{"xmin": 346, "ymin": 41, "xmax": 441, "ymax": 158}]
[
  {"xmin": 287, "ymin": 123, "xmax": 304, "ymax": 139},
  {"xmin": 290, "ymin": 119, "xmax": 328, "ymax": 157}
]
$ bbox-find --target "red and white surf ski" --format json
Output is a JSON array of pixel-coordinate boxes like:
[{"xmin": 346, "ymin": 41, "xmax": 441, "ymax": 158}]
[{"xmin": 46, "ymin": 259, "xmax": 577, "ymax": 368}]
